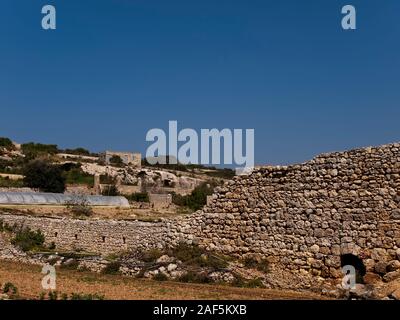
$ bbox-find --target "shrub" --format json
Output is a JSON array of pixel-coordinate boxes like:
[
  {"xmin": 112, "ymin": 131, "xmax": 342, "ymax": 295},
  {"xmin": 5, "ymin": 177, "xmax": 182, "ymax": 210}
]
[
  {"xmin": 0, "ymin": 159, "xmax": 12, "ymax": 173},
  {"xmin": 109, "ymin": 155, "xmax": 124, "ymax": 166},
  {"xmin": 63, "ymin": 148, "xmax": 91, "ymax": 156},
  {"xmin": 0, "ymin": 220, "xmax": 15, "ymax": 233},
  {"xmin": 242, "ymin": 257, "xmax": 270, "ymax": 273},
  {"xmin": 48, "ymin": 291, "xmax": 59, "ymax": 300},
  {"xmin": 101, "ymin": 184, "xmax": 119, "ymax": 196},
  {"xmin": 11, "ymin": 227, "xmax": 45, "ymax": 252},
  {"xmin": 204, "ymin": 168, "xmax": 236, "ymax": 179},
  {"xmin": 66, "ymin": 194, "xmax": 93, "ymax": 217},
  {"xmin": 169, "ymin": 243, "xmax": 228, "ymax": 269},
  {"xmin": 153, "ymin": 273, "xmax": 168, "ymax": 282},
  {"xmin": 60, "ymin": 259, "xmax": 79, "ymax": 270},
  {"xmin": 126, "ymin": 192, "xmax": 149, "ymax": 203},
  {"xmin": 102, "ymin": 261, "xmax": 121, "ymax": 275},
  {"xmin": 0, "ymin": 176, "xmax": 25, "ymax": 188},
  {"xmin": 142, "ymin": 156, "xmax": 188, "ymax": 172},
  {"xmin": 198, "ymin": 255, "xmax": 228, "ymax": 270},
  {"xmin": 169, "ymin": 243, "xmax": 203, "ymax": 263},
  {"xmin": 100, "ymin": 174, "xmax": 115, "ymax": 184},
  {"xmin": 231, "ymin": 275, "xmax": 266, "ymax": 289},
  {"xmin": 64, "ymin": 168, "xmax": 94, "ymax": 187},
  {"xmin": 3, "ymin": 282, "xmax": 18, "ymax": 296},
  {"xmin": 39, "ymin": 292, "xmax": 105, "ymax": 300},
  {"xmin": 172, "ymin": 182, "xmax": 216, "ymax": 211},
  {"xmin": 140, "ymin": 248, "xmax": 163, "ymax": 263},
  {"xmin": 0, "ymin": 137, "xmax": 14, "ymax": 150},
  {"xmin": 22, "ymin": 159, "xmax": 66, "ymax": 193},
  {"xmin": 178, "ymin": 271, "xmax": 212, "ymax": 284},
  {"xmin": 21, "ymin": 142, "xmax": 59, "ymax": 158},
  {"xmin": 245, "ymin": 278, "xmax": 266, "ymax": 288},
  {"xmin": 69, "ymin": 293, "xmax": 105, "ymax": 300}
]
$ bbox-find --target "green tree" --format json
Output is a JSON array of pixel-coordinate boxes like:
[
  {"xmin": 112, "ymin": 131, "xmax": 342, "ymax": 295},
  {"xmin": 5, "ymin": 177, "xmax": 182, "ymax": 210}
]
[
  {"xmin": 101, "ymin": 184, "xmax": 119, "ymax": 196},
  {"xmin": 63, "ymin": 148, "xmax": 91, "ymax": 156},
  {"xmin": 126, "ymin": 192, "xmax": 150, "ymax": 203},
  {"xmin": 109, "ymin": 155, "xmax": 124, "ymax": 166},
  {"xmin": 172, "ymin": 182, "xmax": 216, "ymax": 211},
  {"xmin": 21, "ymin": 142, "xmax": 59, "ymax": 159},
  {"xmin": 23, "ymin": 159, "xmax": 66, "ymax": 193},
  {"xmin": 0, "ymin": 137, "xmax": 14, "ymax": 150}
]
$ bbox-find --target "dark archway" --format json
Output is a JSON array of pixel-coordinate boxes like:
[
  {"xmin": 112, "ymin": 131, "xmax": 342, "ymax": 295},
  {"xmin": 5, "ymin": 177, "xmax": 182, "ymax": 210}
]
[{"xmin": 341, "ymin": 254, "xmax": 366, "ymax": 283}]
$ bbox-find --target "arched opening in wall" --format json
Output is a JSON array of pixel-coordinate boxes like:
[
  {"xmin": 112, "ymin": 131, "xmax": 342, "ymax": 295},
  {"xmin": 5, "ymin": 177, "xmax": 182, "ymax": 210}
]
[
  {"xmin": 163, "ymin": 179, "xmax": 171, "ymax": 187},
  {"xmin": 54, "ymin": 232, "xmax": 58, "ymax": 238},
  {"xmin": 74, "ymin": 234, "xmax": 78, "ymax": 240},
  {"xmin": 341, "ymin": 254, "xmax": 366, "ymax": 283},
  {"xmin": 122, "ymin": 237, "xmax": 126, "ymax": 244},
  {"xmin": 102, "ymin": 236, "xmax": 106, "ymax": 243}
]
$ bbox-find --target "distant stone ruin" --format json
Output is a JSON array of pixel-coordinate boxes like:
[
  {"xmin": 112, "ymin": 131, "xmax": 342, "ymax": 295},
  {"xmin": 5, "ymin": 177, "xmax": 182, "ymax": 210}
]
[{"xmin": 99, "ymin": 151, "xmax": 141, "ymax": 168}]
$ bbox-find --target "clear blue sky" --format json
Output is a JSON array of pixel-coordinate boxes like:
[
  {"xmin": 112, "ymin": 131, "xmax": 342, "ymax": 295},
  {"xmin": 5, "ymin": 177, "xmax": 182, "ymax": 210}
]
[{"xmin": 1, "ymin": 0, "xmax": 399, "ymax": 165}]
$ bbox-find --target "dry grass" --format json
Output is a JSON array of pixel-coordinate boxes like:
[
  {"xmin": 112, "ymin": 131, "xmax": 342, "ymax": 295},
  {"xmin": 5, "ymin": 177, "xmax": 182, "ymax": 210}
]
[{"xmin": 0, "ymin": 260, "xmax": 326, "ymax": 300}]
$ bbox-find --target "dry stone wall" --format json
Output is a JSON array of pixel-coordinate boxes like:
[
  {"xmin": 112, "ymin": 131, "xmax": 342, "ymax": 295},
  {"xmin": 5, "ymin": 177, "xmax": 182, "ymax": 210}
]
[
  {"xmin": 0, "ymin": 213, "xmax": 167, "ymax": 255},
  {"xmin": 168, "ymin": 143, "xmax": 400, "ymax": 278}
]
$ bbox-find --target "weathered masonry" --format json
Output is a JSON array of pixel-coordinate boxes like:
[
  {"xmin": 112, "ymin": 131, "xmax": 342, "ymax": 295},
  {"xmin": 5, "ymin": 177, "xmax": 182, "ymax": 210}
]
[
  {"xmin": 99, "ymin": 151, "xmax": 142, "ymax": 168},
  {"xmin": 169, "ymin": 142, "xmax": 400, "ymax": 278},
  {"xmin": 1, "ymin": 142, "xmax": 399, "ymax": 279},
  {"xmin": 0, "ymin": 214, "xmax": 167, "ymax": 254}
]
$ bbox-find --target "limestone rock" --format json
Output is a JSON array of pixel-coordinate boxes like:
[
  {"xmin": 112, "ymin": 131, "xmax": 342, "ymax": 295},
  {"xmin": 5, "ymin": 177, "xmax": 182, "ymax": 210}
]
[
  {"xmin": 390, "ymin": 289, "xmax": 400, "ymax": 300},
  {"xmin": 371, "ymin": 248, "xmax": 389, "ymax": 262},
  {"xmin": 364, "ymin": 259, "xmax": 375, "ymax": 272},
  {"xmin": 387, "ymin": 260, "xmax": 400, "ymax": 272},
  {"xmin": 350, "ymin": 284, "xmax": 371, "ymax": 299},
  {"xmin": 383, "ymin": 271, "xmax": 400, "ymax": 283},
  {"xmin": 374, "ymin": 262, "xmax": 388, "ymax": 275},
  {"xmin": 310, "ymin": 245, "xmax": 320, "ymax": 254},
  {"xmin": 157, "ymin": 255, "xmax": 175, "ymax": 264},
  {"xmin": 167, "ymin": 264, "xmax": 178, "ymax": 272},
  {"xmin": 363, "ymin": 273, "xmax": 383, "ymax": 286}
]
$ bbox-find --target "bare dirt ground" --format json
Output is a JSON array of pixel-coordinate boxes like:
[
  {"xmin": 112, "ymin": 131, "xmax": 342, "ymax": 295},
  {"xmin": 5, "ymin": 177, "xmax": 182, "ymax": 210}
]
[{"xmin": 0, "ymin": 260, "xmax": 326, "ymax": 300}]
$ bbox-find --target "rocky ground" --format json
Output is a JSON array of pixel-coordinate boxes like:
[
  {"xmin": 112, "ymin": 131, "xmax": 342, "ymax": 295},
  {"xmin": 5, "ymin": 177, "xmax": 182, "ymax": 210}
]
[
  {"xmin": 81, "ymin": 162, "xmax": 205, "ymax": 194},
  {"xmin": 1, "ymin": 232, "xmax": 399, "ymax": 300},
  {"xmin": 0, "ymin": 260, "xmax": 328, "ymax": 301}
]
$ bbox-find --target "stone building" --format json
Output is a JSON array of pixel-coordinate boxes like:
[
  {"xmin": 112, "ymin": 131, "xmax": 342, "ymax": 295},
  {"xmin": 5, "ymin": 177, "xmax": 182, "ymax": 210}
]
[
  {"xmin": 149, "ymin": 193, "xmax": 173, "ymax": 210},
  {"xmin": 99, "ymin": 151, "xmax": 141, "ymax": 168}
]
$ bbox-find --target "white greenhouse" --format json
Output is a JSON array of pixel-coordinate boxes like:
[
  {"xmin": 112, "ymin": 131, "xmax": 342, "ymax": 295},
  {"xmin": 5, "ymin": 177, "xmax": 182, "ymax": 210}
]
[{"xmin": 0, "ymin": 192, "xmax": 130, "ymax": 207}]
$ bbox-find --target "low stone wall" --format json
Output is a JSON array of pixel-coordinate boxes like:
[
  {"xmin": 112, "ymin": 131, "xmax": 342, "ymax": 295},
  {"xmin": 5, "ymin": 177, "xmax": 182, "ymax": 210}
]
[{"xmin": 0, "ymin": 213, "xmax": 168, "ymax": 255}]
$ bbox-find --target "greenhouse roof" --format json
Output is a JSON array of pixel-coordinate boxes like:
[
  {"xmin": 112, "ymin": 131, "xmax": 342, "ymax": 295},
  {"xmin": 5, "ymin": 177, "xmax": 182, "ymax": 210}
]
[{"xmin": 0, "ymin": 192, "xmax": 130, "ymax": 207}]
